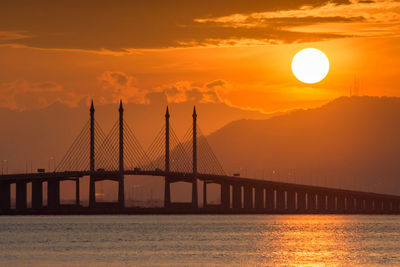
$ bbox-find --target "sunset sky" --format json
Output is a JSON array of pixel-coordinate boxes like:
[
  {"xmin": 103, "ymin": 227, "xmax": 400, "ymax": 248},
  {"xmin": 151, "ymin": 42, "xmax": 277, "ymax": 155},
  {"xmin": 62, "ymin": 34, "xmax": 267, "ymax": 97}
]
[{"xmin": 0, "ymin": 0, "xmax": 399, "ymax": 114}]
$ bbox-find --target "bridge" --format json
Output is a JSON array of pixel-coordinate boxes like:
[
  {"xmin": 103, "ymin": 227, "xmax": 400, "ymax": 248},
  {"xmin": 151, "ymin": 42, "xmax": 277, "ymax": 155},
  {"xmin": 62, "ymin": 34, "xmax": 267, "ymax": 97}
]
[{"xmin": 1, "ymin": 101, "xmax": 400, "ymax": 215}]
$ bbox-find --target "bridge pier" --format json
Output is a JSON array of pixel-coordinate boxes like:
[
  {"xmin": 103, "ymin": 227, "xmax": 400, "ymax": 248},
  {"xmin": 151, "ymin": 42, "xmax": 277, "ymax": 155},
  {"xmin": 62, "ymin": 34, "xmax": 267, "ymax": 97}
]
[
  {"xmin": 265, "ymin": 188, "xmax": 274, "ymax": 211},
  {"xmin": 287, "ymin": 190, "xmax": 296, "ymax": 211},
  {"xmin": 16, "ymin": 181, "xmax": 27, "ymax": 210},
  {"xmin": 202, "ymin": 181, "xmax": 207, "ymax": 208},
  {"xmin": 327, "ymin": 193, "xmax": 335, "ymax": 212},
  {"xmin": 89, "ymin": 176, "xmax": 96, "ymax": 208},
  {"xmin": 244, "ymin": 185, "xmax": 252, "ymax": 210},
  {"xmin": 31, "ymin": 180, "xmax": 43, "ymax": 210},
  {"xmin": 394, "ymin": 200, "xmax": 400, "ymax": 212},
  {"xmin": 0, "ymin": 182, "xmax": 10, "ymax": 211},
  {"xmin": 232, "ymin": 184, "xmax": 241, "ymax": 209},
  {"xmin": 221, "ymin": 183, "xmax": 230, "ymax": 209},
  {"xmin": 75, "ymin": 178, "xmax": 80, "ymax": 206},
  {"xmin": 337, "ymin": 195, "xmax": 345, "ymax": 213},
  {"xmin": 346, "ymin": 195, "xmax": 355, "ymax": 212},
  {"xmin": 191, "ymin": 178, "xmax": 198, "ymax": 209},
  {"xmin": 118, "ymin": 175, "xmax": 125, "ymax": 208},
  {"xmin": 365, "ymin": 198, "xmax": 373, "ymax": 212},
  {"xmin": 383, "ymin": 199, "xmax": 392, "ymax": 213},
  {"xmin": 164, "ymin": 177, "xmax": 171, "ymax": 208},
  {"xmin": 254, "ymin": 186, "xmax": 264, "ymax": 210},
  {"xmin": 276, "ymin": 189, "xmax": 285, "ymax": 211},
  {"xmin": 356, "ymin": 197, "xmax": 364, "ymax": 212},
  {"xmin": 308, "ymin": 192, "xmax": 317, "ymax": 211},
  {"xmin": 47, "ymin": 180, "xmax": 60, "ymax": 209},
  {"xmin": 297, "ymin": 191, "xmax": 306, "ymax": 212},
  {"xmin": 317, "ymin": 193, "xmax": 326, "ymax": 212}
]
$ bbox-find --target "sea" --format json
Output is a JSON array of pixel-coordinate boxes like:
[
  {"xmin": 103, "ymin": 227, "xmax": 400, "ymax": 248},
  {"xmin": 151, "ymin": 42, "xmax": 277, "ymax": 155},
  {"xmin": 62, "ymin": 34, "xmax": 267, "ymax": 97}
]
[{"xmin": 0, "ymin": 215, "xmax": 399, "ymax": 266}]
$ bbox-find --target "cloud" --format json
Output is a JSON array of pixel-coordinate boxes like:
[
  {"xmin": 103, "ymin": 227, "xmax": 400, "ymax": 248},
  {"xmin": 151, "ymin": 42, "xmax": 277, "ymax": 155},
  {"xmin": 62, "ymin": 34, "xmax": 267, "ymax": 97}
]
[
  {"xmin": 0, "ymin": 0, "xmax": 379, "ymax": 51},
  {"xmin": 0, "ymin": 80, "xmax": 79, "ymax": 110},
  {"xmin": 206, "ymin": 80, "xmax": 227, "ymax": 89},
  {"xmin": 97, "ymin": 71, "xmax": 146, "ymax": 104},
  {"xmin": 153, "ymin": 81, "xmax": 225, "ymax": 104},
  {"xmin": 0, "ymin": 72, "xmax": 233, "ymax": 110},
  {"xmin": 0, "ymin": 31, "xmax": 30, "ymax": 41}
]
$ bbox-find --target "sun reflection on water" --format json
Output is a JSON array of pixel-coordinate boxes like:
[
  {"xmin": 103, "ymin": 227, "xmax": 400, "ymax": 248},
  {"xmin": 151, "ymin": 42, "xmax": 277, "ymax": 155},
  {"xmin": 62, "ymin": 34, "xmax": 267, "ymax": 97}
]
[{"xmin": 247, "ymin": 215, "xmax": 398, "ymax": 266}]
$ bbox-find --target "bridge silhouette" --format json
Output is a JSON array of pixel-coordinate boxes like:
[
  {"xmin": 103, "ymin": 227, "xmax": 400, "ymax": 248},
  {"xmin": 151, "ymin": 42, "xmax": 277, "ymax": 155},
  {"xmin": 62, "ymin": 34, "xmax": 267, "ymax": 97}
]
[{"xmin": 1, "ymin": 101, "xmax": 400, "ymax": 214}]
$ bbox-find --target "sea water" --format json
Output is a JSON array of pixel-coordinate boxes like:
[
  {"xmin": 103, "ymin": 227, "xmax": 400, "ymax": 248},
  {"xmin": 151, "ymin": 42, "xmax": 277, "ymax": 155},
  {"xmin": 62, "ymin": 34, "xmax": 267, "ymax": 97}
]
[{"xmin": 0, "ymin": 215, "xmax": 399, "ymax": 266}]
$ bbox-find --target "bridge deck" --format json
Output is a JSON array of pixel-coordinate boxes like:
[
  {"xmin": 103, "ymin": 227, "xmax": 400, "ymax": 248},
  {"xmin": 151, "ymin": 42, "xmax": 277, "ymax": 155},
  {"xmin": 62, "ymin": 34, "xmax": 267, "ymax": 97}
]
[{"xmin": 1, "ymin": 170, "xmax": 399, "ymax": 200}]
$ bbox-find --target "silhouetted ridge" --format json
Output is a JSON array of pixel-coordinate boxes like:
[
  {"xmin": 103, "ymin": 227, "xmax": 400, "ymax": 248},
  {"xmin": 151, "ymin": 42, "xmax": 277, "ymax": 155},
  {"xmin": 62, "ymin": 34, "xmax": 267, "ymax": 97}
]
[{"xmin": 207, "ymin": 96, "xmax": 400, "ymax": 195}]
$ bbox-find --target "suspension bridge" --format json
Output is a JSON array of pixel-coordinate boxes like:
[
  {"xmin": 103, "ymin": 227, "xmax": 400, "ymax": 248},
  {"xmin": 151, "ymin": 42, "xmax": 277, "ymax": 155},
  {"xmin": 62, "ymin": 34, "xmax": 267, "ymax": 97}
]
[{"xmin": 1, "ymin": 101, "xmax": 400, "ymax": 215}]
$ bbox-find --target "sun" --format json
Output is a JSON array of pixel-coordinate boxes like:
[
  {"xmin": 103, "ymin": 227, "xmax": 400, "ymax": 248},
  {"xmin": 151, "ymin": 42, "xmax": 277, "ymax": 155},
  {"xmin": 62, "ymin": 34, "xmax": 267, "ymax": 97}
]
[{"xmin": 291, "ymin": 48, "xmax": 329, "ymax": 84}]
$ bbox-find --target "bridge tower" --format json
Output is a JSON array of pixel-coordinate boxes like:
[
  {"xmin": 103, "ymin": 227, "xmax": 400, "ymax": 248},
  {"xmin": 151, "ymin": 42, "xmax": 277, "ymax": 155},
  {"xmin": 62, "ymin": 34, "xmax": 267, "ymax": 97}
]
[
  {"xmin": 118, "ymin": 100, "xmax": 125, "ymax": 207},
  {"xmin": 164, "ymin": 107, "xmax": 171, "ymax": 208},
  {"xmin": 192, "ymin": 106, "xmax": 198, "ymax": 208},
  {"xmin": 89, "ymin": 100, "xmax": 96, "ymax": 208}
]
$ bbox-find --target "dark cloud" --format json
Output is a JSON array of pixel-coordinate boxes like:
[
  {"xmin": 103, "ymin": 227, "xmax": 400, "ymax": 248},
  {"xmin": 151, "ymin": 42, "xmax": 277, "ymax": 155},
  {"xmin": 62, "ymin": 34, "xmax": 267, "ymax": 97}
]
[
  {"xmin": 110, "ymin": 72, "xmax": 128, "ymax": 86},
  {"xmin": 145, "ymin": 91, "xmax": 168, "ymax": 105},
  {"xmin": 236, "ymin": 15, "xmax": 366, "ymax": 27},
  {"xmin": 97, "ymin": 71, "xmax": 145, "ymax": 104},
  {"xmin": 186, "ymin": 88, "xmax": 204, "ymax": 102},
  {"xmin": 0, "ymin": 80, "xmax": 78, "ymax": 110},
  {"xmin": 38, "ymin": 82, "xmax": 61, "ymax": 91},
  {"xmin": 206, "ymin": 80, "xmax": 226, "ymax": 89},
  {"xmin": 0, "ymin": 0, "xmax": 357, "ymax": 51}
]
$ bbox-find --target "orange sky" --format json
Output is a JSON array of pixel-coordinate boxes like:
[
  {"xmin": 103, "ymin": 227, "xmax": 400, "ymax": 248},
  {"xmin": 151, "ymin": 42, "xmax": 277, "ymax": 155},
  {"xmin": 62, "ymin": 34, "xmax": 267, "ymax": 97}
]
[{"xmin": 0, "ymin": 0, "xmax": 399, "ymax": 113}]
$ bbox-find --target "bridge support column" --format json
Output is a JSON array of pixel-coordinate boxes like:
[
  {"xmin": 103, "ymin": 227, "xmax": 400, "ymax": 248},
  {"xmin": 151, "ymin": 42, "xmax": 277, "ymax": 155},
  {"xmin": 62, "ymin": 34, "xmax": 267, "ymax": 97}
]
[
  {"xmin": 191, "ymin": 178, "xmax": 198, "ymax": 209},
  {"xmin": 47, "ymin": 180, "xmax": 60, "ymax": 209},
  {"xmin": 232, "ymin": 184, "xmax": 241, "ymax": 209},
  {"xmin": 346, "ymin": 196, "xmax": 355, "ymax": 212},
  {"xmin": 75, "ymin": 178, "xmax": 80, "ymax": 206},
  {"xmin": 89, "ymin": 177, "xmax": 96, "ymax": 208},
  {"xmin": 308, "ymin": 192, "xmax": 317, "ymax": 211},
  {"xmin": 244, "ymin": 185, "xmax": 252, "ymax": 210},
  {"xmin": 327, "ymin": 193, "xmax": 335, "ymax": 212},
  {"xmin": 254, "ymin": 186, "xmax": 264, "ymax": 210},
  {"xmin": 287, "ymin": 190, "xmax": 296, "ymax": 211},
  {"xmin": 317, "ymin": 193, "xmax": 326, "ymax": 212},
  {"xmin": 365, "ymin": 198, "xmax": 373, "ymax": 212},
  {"xmin": 164, "ymin": 177, "xmax": 171, "ymax": 208},
  {"xmin": 31, "ymin": 180, "xmax": 43, "ymax": 210},
  {"xmin": 276, "ymin": 189, "xmax": 285, "ymax": 211},
  {"xmin": 16, "ymin": 181, "xmax": 27, "ymax": 210},
  {"xmin": 383, "ymin": 199, "xmax": 392, "ymax": 213},
  {"xmin": 356, "ymin": 197, "xmax": 364, "ymax": 212},
  {"xmin": 221, "ymin": 183, "xmax": 230, "ymax": 209},
  {"xmin": 0, "ymin": 182, "xmax": 10, "ymax": 211},
  {"xmin": 203, "ymin": 181, "xmax": 207, "ymax": 208},
  {"xmin": 297, "ymin": 191, "xmax": 306, "ymax": 212},
  {"xmin": 265, "ymin": 188, "xmax": 274, "ymax": 211},
  {"xmin": 394, "ymin": 200, "xmax": 400, "ymax": 212},
  {"xmin": 118, "ymin": 169, "xmax": 125, "ymax": 208},
  {"xmin": 337, "ymin": 195, "xmax": 345, "ymax": 213}
]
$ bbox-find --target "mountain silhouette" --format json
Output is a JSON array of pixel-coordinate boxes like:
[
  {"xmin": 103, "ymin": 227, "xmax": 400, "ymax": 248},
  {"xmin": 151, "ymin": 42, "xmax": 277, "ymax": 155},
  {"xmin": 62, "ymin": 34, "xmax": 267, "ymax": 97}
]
[{"xmin": 208, "ymin": 96, "xmax": 400, "ymax": 195}]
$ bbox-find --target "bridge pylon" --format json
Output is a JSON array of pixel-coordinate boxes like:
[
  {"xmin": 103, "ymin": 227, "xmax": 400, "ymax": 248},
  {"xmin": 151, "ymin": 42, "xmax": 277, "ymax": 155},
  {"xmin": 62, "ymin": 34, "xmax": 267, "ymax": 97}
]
[
  {"xmin": 164, "ymin": 107, "xmax": 171, "ymax": 208},
  {"xmin": 192, "ymin": 106, "xmax": 198, "ymax": 208},
  {"xmin": 89, "ymin": 100, "xmax": 96, "ymax": 208},
  {"xmin": 118, "ymin": 100, "xmax": 125, "ymax": 208}
]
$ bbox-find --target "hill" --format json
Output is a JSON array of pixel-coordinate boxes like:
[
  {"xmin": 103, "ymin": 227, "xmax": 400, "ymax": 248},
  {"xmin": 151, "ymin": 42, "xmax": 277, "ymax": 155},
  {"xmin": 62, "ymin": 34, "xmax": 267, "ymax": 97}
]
[{"xmin": 208, "ymin": 96, "xmax": 400, "ymax": 195}]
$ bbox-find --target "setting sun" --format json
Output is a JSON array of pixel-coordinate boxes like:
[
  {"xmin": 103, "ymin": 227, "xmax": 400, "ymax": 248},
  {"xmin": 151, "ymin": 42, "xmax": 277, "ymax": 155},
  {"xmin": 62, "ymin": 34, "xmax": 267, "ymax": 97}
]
[{"xmin": 292, "ymin": 48, "xmax": 329, "ymax": 84}]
